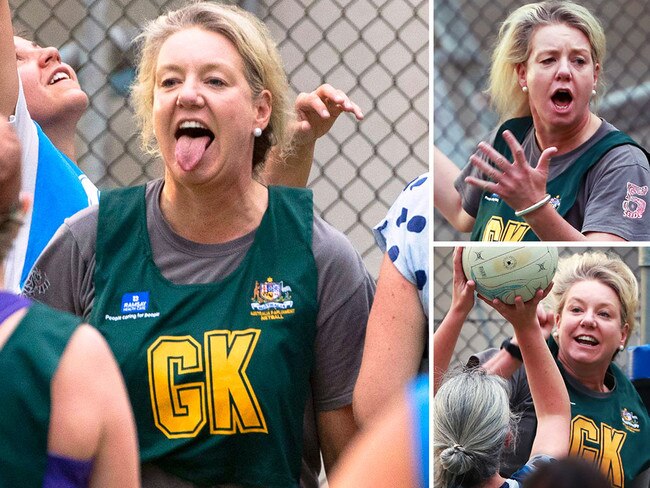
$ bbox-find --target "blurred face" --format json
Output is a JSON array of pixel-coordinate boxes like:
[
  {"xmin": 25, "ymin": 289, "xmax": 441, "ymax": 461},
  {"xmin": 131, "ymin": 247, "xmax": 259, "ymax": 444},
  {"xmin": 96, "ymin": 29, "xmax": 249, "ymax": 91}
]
[
  {"xmin": 14, "ymin": 36, "xmax": 88, "ymax": 124},
  {"xmin": 517, "ymin": 23, "xmax": 599, "ymax": 134},
  {"xmin": 152, "ymin": 27, "xmax": 270, "ymax": 185},
  {"xmin": 555, "ymin": 280, "xmax": 628, "ymax": 374}
]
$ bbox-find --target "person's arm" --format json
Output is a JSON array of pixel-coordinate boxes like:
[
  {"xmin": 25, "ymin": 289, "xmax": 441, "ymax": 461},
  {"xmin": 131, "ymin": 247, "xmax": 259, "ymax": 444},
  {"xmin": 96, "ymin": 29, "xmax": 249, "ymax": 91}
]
[
  {"xmin": 433, "ymin": 145, "xmax": 475, "ymax": 232},
  {"xmin": 0, "ymin": 119, "xmax": 21, "ymax": 213},
  {"xmin": 353, "ymin": 254, "xmax": 425, "ymax": 425},
  {"xmin": 484, "ymin": 288, "xmax": 570, "ymax": 459},
  {"xmin": 433, "ymin": 247, "xmax": 475, "ymax": 393},
  {"xmin": 317, "ymin": 405, "xmax": 357, "ymax": 473},
  {"xmin": 48, "ymin": 324, "xmax": 139, "ymax": 487},
  {"xmin": 483, "ymin": 302, "xmax": 555, "ymax": 377},
  {"xmin": 260, "ymin": 84, "xmax": 363, "ymax": 187},
  {"xmin": 328, "ymin": 391, "xmax": 418, "ymax": 488},
  {"xmin": 0, "ymin": 0, "xmax": 19, "ymax": 118},
  {"xmin": 464, "ymin": 130, "xmax": 624, "ymax": 241}
]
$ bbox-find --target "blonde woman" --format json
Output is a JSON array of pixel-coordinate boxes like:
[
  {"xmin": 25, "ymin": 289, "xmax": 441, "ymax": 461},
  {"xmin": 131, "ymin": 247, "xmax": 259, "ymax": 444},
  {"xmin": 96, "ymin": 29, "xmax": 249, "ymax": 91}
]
[
  {"xmin": 25, "ymin": 3, "xmax": 373, "ymax": 487},
  {"xmin": 435, "ymin": 1, "xmax": 650, "ymax": 241}
]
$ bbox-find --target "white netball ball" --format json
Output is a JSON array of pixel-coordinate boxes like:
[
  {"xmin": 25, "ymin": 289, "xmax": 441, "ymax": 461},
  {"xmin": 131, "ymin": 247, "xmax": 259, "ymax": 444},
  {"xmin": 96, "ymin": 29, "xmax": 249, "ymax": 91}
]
[{"xmin": 462, "ymin": 246, "xmax": 558, "ymax": 304}]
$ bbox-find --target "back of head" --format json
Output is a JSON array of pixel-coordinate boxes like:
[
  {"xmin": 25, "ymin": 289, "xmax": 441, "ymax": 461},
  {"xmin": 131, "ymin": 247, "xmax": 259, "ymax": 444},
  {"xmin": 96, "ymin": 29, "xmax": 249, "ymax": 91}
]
[
  {"xmin": 523, "ymin": 457, "xmax": 610, "ymax": 488},
  {"xmin": 488, "ymin": 0, "xmax": 606, "ymax": 121},
  {"xmin": 434, "ymin": 368, "xmax": 516, "ymax": 487},
  {"xmin": 550, "ymin": 251, "xmax": 638, "ymax": 344},
  {"xmin": 131, "ymin": 1, "xmax": 291, "ymax": 170}
]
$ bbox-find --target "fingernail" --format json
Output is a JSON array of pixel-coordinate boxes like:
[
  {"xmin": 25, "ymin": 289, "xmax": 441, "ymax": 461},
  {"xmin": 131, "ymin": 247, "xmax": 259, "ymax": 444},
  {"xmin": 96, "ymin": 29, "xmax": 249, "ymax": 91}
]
[{"xmin": 322, "ymin": 110, "xmax": 330, "ymax": 117}]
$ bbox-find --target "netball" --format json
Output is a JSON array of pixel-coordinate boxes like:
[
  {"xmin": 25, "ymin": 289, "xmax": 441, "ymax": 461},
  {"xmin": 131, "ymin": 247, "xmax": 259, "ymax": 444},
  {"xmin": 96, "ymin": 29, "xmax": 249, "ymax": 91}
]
[{"xmin": 462, "ymin": 246, "xmax": 558, "ymax": 304}]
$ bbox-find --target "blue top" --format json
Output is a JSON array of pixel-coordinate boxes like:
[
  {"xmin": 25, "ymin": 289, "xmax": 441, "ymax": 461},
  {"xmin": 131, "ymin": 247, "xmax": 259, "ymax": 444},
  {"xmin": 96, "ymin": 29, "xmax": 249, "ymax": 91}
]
[
  {"xmin": 20, "ymin": 122, "xmax": 99, "ymax": 288},
  {"xmin": 408, "ymin": 375, "xmax": 430, "ymax": 487}
]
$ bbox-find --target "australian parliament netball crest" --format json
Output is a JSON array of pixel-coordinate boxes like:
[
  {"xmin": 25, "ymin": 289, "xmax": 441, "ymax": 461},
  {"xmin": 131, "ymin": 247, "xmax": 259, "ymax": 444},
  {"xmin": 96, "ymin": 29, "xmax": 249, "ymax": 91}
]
[{"xmin": 250, "ymin": 277, "xmax": 295, "ymax": 321}]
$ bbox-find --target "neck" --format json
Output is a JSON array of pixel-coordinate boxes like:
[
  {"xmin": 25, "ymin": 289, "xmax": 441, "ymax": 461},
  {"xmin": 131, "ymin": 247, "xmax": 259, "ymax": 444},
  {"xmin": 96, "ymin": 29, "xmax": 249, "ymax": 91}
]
[
  {"xmin": 160, "ymin": 176, "xmax": 268, "ymax": 244},
  {"xmin": 39, "ymin": 113, "xmax": 81, "ymax": 162},
  {"xmin": 557, "ymin": 354, "xmax": 610, "ymax": 392},
  {"xmin": 533, "ymin": 111, "xmax": 600, "ymax": 155}
]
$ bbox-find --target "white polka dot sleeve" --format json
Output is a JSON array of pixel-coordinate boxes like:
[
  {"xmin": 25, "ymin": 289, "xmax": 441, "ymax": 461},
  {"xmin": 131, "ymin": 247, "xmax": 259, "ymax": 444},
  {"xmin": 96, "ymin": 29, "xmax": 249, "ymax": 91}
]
[{"xmin": 373, "ymin": 173, "xmax": 430, "ymax": 316}]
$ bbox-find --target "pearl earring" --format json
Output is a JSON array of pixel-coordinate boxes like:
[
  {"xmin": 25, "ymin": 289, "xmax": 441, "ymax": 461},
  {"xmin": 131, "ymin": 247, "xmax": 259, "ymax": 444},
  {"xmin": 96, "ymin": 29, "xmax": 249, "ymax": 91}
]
[
  {"xmin": 522, "ymin": 86, "xmax": 528, "ymax": 93},
  {"xmin": 592, "ymin": 89, "xmax": 597, "ymax": 98},
  {"xmin": 253, "ymin": 127, "xmax": 262, "ymax": 137},
  {"xmin": 618, "ymin": 345, "xmax": 625, "ymax": 352}
]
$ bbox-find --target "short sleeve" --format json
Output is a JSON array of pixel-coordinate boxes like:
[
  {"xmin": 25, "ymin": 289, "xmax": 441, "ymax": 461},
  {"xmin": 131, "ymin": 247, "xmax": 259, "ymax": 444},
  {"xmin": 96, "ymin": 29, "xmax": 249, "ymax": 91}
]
[
  {"xmin": 579, "ymin": 144, "xmax": 650, "ymax": 240},
  {"xmin": 373, "ymin": 174, "xmax": 429, "ymax": 315}
]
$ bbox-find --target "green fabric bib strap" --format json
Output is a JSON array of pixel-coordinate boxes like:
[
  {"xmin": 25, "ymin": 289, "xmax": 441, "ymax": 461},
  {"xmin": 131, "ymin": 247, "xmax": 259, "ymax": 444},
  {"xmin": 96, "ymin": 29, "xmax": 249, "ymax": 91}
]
[
  {"xmin": 471, "ymin": 117, "xmax": 648, "ymax": 241},
  {"xmin": 548, "ymin": 338, "xmax": 650, "ymax": 486},
  {"xmin": 91, "ymin": 184, "xmax": 318, "ymax": 487},
  {"xmin": 0, "ymin": 303, "xmax": 81, "ymax": 487}
]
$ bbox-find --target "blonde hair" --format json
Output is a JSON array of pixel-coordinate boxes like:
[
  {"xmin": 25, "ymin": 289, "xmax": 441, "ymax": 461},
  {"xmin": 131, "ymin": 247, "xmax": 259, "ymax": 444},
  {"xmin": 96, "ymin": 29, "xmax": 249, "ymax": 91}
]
[
  {"xmin": 488, "ymin": 0, "xmax": 606, "ymax": 121},
  {"xmin": 434, "ymin": 368, "xmax": 518, "ymax": 487},
  {"xmin": 131, "ymin": 1, "xmax": 292, "ymax": 170},
  {"xmin": 550, "ymin": 251, "xmax": 638, "ymax": 344}
]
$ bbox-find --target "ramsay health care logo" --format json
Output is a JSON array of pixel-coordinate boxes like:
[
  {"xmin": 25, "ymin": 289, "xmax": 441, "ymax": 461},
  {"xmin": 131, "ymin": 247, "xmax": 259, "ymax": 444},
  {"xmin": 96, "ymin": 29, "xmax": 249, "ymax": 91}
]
[{"xmin": 122, "ymin": 291, "xmax": 150, "ymax": 313}]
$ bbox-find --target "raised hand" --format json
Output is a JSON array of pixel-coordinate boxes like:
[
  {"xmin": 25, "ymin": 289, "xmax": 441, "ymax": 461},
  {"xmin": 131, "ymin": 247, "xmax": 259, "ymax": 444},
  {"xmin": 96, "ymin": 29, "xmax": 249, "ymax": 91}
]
[
  {"xmin": 465, "ymin": 129, "xmax": 557, "ymax": 213},
  {"xmin": 292, "ymin": 83, "xmax": 364, "ymax": 144}
]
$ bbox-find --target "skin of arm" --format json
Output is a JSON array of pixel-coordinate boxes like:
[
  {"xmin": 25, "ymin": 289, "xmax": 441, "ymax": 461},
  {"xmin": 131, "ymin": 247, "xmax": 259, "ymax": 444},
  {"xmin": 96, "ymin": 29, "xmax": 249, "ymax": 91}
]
[
  {"xmin": 433, "ymin": 247, "xmax": 475, "ymax": 394},
  {"xmin": 485, "ymin": 288, "xmax": 570, "ymax": 459},
  {"xmin": 0, "ymin": 120, "xmax": 21, "ymax": 212},
  {"xmin": 465, "ymin": 130, "xmax": 625, "ymax": 241},
  {"xmin": 353, "ymin": 253, "xmax": 426, "ymax": 425},
  {"xmin": 483, "ymin": 300, "xmax": 555, "ymax": 378},
  {"xmin": 433, "ymin": 145, "xmax": 475, "ymax": 232},
  {"xmin": 0, "ymin": 0, "xmax": 19, "ymax": 118},
  {"xmin": 48, "ymin": 324, "xmax": 139, "ymax": 487},
  {"xmin": 260, "ymin": 84, "xmax": 364, "ymax": 187},
  {"xmin": 328, "ymin": 392, "xmax": 416, "ymax": 488},
  {"xmin": 317, "ymin": 404, "xmax": 358, "ymax": 475}
]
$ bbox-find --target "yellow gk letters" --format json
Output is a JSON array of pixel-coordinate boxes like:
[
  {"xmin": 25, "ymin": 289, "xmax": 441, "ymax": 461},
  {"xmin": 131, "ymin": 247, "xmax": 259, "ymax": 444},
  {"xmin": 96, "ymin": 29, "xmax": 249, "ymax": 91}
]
[{"xmin": 148, "ymin": 329, "xmax": 266, "ymax": 439}]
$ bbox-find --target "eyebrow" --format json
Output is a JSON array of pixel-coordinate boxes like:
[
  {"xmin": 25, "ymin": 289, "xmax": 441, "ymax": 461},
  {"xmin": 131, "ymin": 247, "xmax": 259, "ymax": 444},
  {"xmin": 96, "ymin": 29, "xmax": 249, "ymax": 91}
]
[{"xmin": 536, "ymin": 47, "xmax": 591, "ymax": 56}]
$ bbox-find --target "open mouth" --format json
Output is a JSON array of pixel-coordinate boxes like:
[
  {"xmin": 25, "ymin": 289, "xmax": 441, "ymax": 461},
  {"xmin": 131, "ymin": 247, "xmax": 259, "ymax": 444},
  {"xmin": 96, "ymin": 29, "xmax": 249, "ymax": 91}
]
[
  {"xmin": 174, "ymin": 122, "xmax": 215, "ymax": 145},
  {"xmin": 174, "ymin": 121, "xmax": 215, "ymax": 171},
  {"xmin": 575, "ymin": 335, "xmax": 599, "ymax": 347},
  {"xmin": 49, "ymin": 71, "xmax": 71, "ymax": 85},
  {"xmin": 551, "ymin": 89, "xmax": 573, "ymax": 110}
]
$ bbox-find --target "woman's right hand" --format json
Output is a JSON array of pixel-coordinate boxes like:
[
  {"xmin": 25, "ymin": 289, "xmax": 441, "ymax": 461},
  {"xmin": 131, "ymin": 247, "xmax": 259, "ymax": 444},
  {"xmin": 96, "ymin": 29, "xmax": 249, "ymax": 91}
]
[
  {"xmin": 465, "ymin": 130, "xmax": 557, "ymax": 214},
  {"xmin": 450, "ymin": 247, "xmax": 475, "ymax": 316},
  {"xmin": 479, "ymin": 283, "xmax": 553, "ymax": 331}
]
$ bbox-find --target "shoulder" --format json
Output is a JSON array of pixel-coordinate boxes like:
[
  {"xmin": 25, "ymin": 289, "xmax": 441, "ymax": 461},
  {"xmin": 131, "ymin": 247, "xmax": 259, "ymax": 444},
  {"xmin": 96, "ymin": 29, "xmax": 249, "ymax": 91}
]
[
  {"xmin": 374, "ymin": 174, "xmax": 430, "ymax": 252},
  {"xmin": 591, "ymin": 121, "xmax": 649, "ymax": 170},
  {"xmin": 313, "ymin": 214, "xmax": 367, "ymax": 275},
  {"xmin": 62, "ymin": 205, "xmax": 99, "ymax": 250}
]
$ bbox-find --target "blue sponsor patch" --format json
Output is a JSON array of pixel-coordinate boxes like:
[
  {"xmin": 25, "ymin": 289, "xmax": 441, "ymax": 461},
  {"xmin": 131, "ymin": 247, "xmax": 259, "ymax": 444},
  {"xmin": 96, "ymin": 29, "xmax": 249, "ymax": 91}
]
[{"xmin": 121, "ymin": 291, "xmax": 149, "ymax": 313}]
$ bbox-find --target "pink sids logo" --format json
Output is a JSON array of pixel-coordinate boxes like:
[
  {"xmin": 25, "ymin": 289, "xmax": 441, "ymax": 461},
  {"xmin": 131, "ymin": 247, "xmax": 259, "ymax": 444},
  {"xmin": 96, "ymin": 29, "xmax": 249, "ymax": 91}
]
[{"xmin": 622, "ymin": 182, "xmax": 648, "ymax": 219}]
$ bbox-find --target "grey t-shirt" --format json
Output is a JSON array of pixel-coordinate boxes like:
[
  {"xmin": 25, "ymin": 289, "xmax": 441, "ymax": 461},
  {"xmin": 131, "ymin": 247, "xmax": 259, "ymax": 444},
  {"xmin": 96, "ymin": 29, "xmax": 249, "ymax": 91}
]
[
  {"xmin": 454, "ymin": 119, "xmax": 650, "ymax": 240},
  {"xmin": 24, "ymin": 179, "xmax": 375, "ymax": 488}
]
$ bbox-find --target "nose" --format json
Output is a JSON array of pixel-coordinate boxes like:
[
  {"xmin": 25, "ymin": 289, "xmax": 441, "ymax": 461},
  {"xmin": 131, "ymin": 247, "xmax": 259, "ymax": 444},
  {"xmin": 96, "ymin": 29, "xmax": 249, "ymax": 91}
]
[
  {"xmin": 176, "ymin": 79, "xmax": 204, "ymax": 108},
  {"xmin": 555, "ymin": 57, "xmax": 572, "ymax": 81},
  {"xmin": 580, "ymin": 310, "xmax": 596, "ymax": 327},
  {"xmin": 38, "ymin": 46, "xmax": 61, "ymax": 67}
]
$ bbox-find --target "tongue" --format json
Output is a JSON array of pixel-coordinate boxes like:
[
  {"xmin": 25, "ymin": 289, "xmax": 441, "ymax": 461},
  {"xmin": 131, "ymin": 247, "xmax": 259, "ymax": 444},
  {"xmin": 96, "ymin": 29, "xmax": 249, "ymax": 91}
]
[{"xmin": 175, "ymin": 135, "xmax": 211, "ymax": 171}]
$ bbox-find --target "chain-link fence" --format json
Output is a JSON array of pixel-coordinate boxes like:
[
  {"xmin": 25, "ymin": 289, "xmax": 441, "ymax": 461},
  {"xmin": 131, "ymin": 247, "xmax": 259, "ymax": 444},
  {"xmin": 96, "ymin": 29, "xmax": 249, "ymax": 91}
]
[
  {"xmin": 433, "ymin": 0, "xmax": 650, "ymax": 241},
  {"xmin": 11, "ymin": 0, "xmax": 428, "ymax": 277},
  {"xmin": 434, "ymin": 246, "xmax": 650, "ymax": 375}
]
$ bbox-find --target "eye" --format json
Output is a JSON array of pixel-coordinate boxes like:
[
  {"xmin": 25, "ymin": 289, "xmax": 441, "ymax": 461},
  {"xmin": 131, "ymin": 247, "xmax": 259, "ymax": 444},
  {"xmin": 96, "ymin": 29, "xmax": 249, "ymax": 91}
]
[
  {"xmin": 598, "ymin": 310, "xmax": 612, "ymax": 318},
  {"xmin": 160, "ymin": 78, "xmax": 179, "ymax": 88},
  {"xmin": 569, "ymin": 306, "xmax": 582, "ymax": 313},
  {"xmin": 206, "ymin": 77, "xmax": 225, "ymax": 87},
  {"xmin": 541, "ymin": 57, "xmax": 555, "ymax": 65},
  {"xmin": 574, "ymin": 57, "xmax": 587, "ymax": 66}
]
